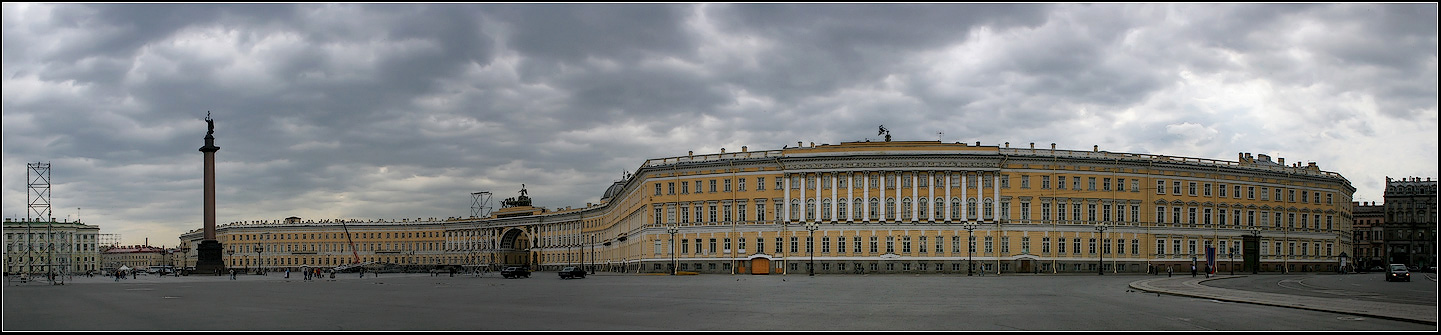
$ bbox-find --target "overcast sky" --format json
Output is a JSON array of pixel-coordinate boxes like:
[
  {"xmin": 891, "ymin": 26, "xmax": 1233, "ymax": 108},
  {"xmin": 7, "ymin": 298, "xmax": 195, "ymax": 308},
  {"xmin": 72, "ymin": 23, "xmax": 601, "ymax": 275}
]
[{"xmin": 3, "ymin": 3, "xmax": 1436, "ymax": 247}]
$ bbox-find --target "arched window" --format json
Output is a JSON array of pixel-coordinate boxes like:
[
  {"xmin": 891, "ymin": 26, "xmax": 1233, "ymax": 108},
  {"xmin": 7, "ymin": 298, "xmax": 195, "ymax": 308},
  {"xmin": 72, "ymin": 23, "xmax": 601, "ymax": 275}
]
[
  {"xmin": 822, "ymin": 199, "xmax": 832, "ymax": 221},
  {"xmin": 886, "ymin": 198, "xmax": 897, "ymax": 220},
  {"xmin": 984, "ymin": 198, "xmax": 994, "ymax": 220},
  {"xmin": 836, "ymin": 199, "xmax": 847, "ymax": 221},
  {"xmin": 951, "ymin": 198, "xmax": 962, "ymax": 219},
  {"xmin": 934, "ymin": 198, "xmax": 946, "ymax": 220},
  {"xmin": 869, "ymin": 198, "xmax": 880, "ymax": 220},
  {"xmin": 790, "ymin": 199, "xmax": 800, "ymax": 220},
  {"xmin": 902, "ymin": 198, "xmax": 913, "ymax": 220},
  {"xmin": 854, "ymin": 198, "xmax": 864, "ymax": 220},
  {"xmin": 918, "ymin": 197, "xmax": 929, "ymax": 221},
  {"xmin": 806, "ymin": 199, "xmax": 816, "ymax": 221},
  {"xmin": 968, "ymin": 198, "xmax": 979, "ymax": 220}
]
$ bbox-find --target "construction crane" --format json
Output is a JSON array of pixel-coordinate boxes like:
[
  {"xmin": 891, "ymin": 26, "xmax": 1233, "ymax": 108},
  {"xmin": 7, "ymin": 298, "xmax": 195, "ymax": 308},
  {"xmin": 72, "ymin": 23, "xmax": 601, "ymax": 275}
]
[{"xmin": 340, "ymin": 220, "xmax": 361, "ymax": 265}]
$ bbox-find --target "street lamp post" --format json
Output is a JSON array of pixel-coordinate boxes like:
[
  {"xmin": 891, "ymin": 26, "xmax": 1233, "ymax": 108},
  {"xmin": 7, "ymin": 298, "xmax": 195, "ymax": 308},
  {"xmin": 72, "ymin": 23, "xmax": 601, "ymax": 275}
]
[
  {"xmin": 963, "ymin": 221, "xmax": 978, "ymax": 276},
  {"xmin": 226, "ymin": 248, "xmax": 235, "ymax": 270},
  {"xmin": 805, "ymin": 222, "xmax": 819, "ymax": 276},
  {"xmin": 259, "ymin": 232, "xmax": 271, "ymax": 275},
  {"xmin": 1229, "ymin": 246, "xmax": 1236, "ymax": 275},
  {"xmin": 254, "ymin": 245, "xmax": 264, "ymax": 275},
  {"xmin": 667, "ymin": 226, "xmax": 679, "ymax": 275},
  {"xmin": 1249, "ymin": 228, "xmax": 1261, "ymax": 274},
  {"xmin": 1096, "ymin": 223, "xmax": 1109, "ymax": 275}
]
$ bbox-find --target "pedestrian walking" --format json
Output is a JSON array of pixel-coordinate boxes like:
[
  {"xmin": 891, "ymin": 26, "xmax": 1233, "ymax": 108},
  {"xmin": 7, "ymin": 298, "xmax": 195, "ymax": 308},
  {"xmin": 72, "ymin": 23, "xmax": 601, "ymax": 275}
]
[
  {"xmin": 1167, "ymin": 265, "xmax": 1172, "ymax": 277},
  {"xmin": 1191, "ymin": 264, "xmax": 1197, "ymax": 277},
  {"xmin": 230, "ymin": 269, "xmax": 236, "ymax": 280},
  {"xmin": 285, "ymin": 269, "xmax": 290, "ymax": 278}
]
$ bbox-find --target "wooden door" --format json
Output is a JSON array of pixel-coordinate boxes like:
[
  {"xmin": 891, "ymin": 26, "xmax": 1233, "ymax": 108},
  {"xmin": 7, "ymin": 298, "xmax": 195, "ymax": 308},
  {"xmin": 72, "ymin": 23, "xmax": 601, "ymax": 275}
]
[{"xmin": 750, "ymin": 258, "xmax": 771, "ymax": 275}]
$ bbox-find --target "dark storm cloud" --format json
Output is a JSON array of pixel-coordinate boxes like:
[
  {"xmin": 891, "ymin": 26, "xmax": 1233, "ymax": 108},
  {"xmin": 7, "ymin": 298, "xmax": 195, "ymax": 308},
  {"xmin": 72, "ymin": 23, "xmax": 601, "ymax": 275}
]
[{"xmin": 2, "ymin": 3, "xmax": 1434, "ymax": 245}]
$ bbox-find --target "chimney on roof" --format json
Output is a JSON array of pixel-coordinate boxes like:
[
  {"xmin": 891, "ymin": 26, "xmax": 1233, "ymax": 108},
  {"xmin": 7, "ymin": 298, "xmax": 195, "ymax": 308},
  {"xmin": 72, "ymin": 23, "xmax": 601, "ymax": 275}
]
[
  {"xmin": 976, "ymin": 141, "xmax": 981, "ymax": 146},
  {"xmin": 1051, "ymin": 143, "xmax": 1056, "ymax": 150},
  {"xmin": 1030, "ymin": 143, "xmax": 1035, "ymax": 149},
  {"xmin": 1093, "ymin": 145, "xmax": 1099, "ymax": 152},
  {"xmin": 721, "ymin": 148, "xmax": 725, "ymax": 153},
  {"xmin": 1278, "ymin": 157, "xmax": 1284, "ymax": 165},
  {"xmin": 1005, "ymin": 142, "xmax": 1010, "ymax": 148},
  {"xmin": 742, "ymin": 146, "xmax": 747, "ymax": 152}
]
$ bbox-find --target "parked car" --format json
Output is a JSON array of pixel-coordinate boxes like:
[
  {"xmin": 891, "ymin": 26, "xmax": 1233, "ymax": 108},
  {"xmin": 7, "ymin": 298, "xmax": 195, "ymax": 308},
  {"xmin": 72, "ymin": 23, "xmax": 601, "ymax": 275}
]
[
  {"xmin": 1385, "ymin": 264, "xmax": 1410, "ymax": 282},
  {"xmin": 559, "ymin": 266, "xmax": 586, "ymax": 279},
  {"xmin": 501, "ymin": 266, "xmax": 530, "ymax": 279}
]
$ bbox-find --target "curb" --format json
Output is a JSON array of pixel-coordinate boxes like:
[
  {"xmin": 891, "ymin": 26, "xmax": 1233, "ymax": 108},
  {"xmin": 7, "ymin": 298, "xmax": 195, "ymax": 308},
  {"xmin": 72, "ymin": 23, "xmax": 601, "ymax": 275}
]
[{"xmin": 1129, "ymin": 276, "xmax": 1437, "ymax": 326}]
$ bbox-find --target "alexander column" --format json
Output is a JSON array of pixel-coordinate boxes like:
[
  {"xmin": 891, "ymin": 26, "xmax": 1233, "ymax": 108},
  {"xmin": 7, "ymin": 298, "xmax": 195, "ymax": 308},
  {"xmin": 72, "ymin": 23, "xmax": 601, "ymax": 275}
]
[{"xmin": 193, "ymin": 112, "xmax": 226, "ymax": 275}]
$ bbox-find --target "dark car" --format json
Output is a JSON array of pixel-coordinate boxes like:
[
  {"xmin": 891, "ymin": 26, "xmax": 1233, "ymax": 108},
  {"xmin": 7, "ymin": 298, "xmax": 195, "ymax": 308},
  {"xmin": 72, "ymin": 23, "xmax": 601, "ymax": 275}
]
[
  {"xmin": 559, "ymin": 266, "xmax": 586, "ymax": 279},
  {"xmin": 501, "ymin": 266, "xmax": 530, "ymax": 279},
  {"xmin": 1385, "ymin": 264, "xmax": 1410, "ymax": 282}
]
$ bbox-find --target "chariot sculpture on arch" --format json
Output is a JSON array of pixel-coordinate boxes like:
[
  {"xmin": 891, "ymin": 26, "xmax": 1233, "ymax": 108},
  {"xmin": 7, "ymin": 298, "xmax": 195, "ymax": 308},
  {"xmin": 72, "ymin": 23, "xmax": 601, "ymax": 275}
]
[{"xmin": 501, "ymin": 184, "xmax": 532, "ymax": 208}]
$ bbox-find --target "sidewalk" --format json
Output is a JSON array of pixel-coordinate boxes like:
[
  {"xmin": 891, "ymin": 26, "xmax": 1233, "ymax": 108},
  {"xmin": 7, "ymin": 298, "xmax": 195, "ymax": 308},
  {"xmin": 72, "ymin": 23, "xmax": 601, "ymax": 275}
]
[{"xmin": 1129, "ymin": 275, "xmax": 1437, "ymax": 325}]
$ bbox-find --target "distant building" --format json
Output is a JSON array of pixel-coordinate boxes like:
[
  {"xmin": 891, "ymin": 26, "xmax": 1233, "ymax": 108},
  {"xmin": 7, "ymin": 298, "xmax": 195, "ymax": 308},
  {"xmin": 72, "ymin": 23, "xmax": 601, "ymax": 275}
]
[
  {"xmin": 185, "ymin": 141, "xmax": 1357, "ymax": 275},
  {"xmin": 1352, "ymin": 201, "xmax": 1384, "ymax": 270},
  {"xmin": 98, "ymin": 233, "xmax": 122, "ymax": 249},
  {"xmin": 100, "ymin": 245, "xmax": 171, "ymax": 273},
  {"xmin": 2, "ymin": 217, "xmax": 102, "ymax": 275},
  {"xmin": 1382, "ymin": 177, "xmax": 1437, "ymax": 268}
]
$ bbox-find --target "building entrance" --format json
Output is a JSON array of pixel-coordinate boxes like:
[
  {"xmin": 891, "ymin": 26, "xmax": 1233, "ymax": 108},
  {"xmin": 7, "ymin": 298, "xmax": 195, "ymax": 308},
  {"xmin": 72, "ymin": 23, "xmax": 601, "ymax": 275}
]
[{"xmin": 750, "ymin": 258, "xmax": 770, "ymax": 275}]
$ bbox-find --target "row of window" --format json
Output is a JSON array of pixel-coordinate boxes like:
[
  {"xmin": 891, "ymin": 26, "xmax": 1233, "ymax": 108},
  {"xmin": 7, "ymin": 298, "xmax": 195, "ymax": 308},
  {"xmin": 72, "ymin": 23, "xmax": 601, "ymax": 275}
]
[
  {"xmin": 228, "ymin": 231, "xmax": 439, "ymax": 242},
  {"xmin": 3, "ymin": 232, "xmax": 96, "ymax": 241},
  {"xmin": 653, "ymin": 198, "xmax": 1338, "ymax": 231},
  {"xmin": 1155, "ymin": 180, "xmax": 1334, "ymax": 205},
  {"xmin": 6, "ymin": 243, "xmax": 99, "ymax": 252},
  {"xmin": 1153, "ymin": 207, "xmax": 1335, "ymax": 230},
  {"xmin": 653, "ymin": 236, "xmax": 1149, "ymax": 257},
  {"xmin": 1155, "ymin": 238, "xmax": 1336, "ymax": 257},
  {"xmin": 654, "ymin": 261, "xmax": 1146, "ymax": 273},
  {"xmin": 647, "ymin": 235, "xmax": 1339, "ymax": 258},
  {"xmin": 652, "ymin": 173, "xmax": 1019, "ymax": 197},
  {"xmin": 650, "ymin": 175, "xmax": 1340, "ymax": 208}
]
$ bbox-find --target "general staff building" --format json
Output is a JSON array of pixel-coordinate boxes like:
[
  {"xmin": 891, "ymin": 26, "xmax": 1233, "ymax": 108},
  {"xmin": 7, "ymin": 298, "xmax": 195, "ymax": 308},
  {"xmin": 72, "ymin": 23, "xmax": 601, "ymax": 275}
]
[{"xmin": 183, "ymin": 140, "xmax": 1356, "ymax": 275}]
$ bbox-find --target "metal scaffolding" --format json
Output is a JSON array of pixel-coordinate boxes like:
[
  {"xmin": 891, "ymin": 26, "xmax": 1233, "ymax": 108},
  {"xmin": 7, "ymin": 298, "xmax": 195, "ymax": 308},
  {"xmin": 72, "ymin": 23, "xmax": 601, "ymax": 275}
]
[
  {"xmin": 24, "ymin": 162, "xmax": 67, "ymax": 284},
  {"xmin": 470, "ymin": 191, "xmax": 492, "ymax": 219}
]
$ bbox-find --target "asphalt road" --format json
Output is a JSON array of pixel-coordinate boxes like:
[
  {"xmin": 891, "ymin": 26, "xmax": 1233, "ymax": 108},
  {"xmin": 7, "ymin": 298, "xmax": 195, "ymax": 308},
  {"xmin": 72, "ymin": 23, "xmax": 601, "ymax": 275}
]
[
  {"xmin": 1203, "ymin": 272, "xmax": 1438, "ymax": 306},
  {"xmin": 3, "ymin": 272, "xmax": 1435, "ymax": 331}
]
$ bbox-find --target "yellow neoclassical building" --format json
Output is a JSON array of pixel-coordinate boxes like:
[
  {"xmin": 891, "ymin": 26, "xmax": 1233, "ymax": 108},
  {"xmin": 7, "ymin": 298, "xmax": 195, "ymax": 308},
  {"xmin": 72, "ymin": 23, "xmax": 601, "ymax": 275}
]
[{"xmin": 187, "ymin": 140, "xmax": 1356, "ymax": 275}]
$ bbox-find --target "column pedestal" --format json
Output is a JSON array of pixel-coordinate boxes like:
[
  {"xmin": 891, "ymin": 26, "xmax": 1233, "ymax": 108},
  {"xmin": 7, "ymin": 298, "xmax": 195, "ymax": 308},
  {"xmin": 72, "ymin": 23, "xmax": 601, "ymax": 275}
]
[{"xmin": 195, "ymin": 240, "xmax": 225, "ymax": 275}]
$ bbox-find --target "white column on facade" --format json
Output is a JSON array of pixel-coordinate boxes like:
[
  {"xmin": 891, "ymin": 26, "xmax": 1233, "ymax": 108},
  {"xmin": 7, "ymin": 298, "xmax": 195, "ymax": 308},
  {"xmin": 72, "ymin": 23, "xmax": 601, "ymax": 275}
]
[
  {"xmin": 977, "ymin": 171, "xmax": 986, "ymax": 221},
  {"xmin": 863, "ymin": 172, "xmax": 870, "ymax": 222},
  {"xmin": 887, "ymin": 172, "xmax": 899, "ymax": 222},
  {"xmin": 846, "ymin": 172, "xmax": 854, "ymax": 222},
  {"xmin": 800, "ymin": 172, "xmax": 808, "ymax": 223},
  {"xmin": 831, "ymin": 173, "xmax": 838, "ymax": 223},
  {"xmin": 994, "ymin": 173, "xmax": 1001, "ymax": 222},
  {"xmin": 783, "ymin": 174, "xmax": 791, "ymax": 223},
  {"xmin": 927, "ymin": 171, "xmax": 935, "ymax": 222},
  {"xmin": 911, "ymin": 172, "xmax": 919, "ymax": 221},
  {"xmin": 880, "ymin": 172, "xmax": 889, "ymax": 222},
  {"xmin": 945, "ymin": 172, "xmax": 953, "ymax": 222},
  {"xmin": 888, "ymin": 172, "xmax": 896, "ymax": 222},
  {"xmin": 961, "ymin": 172, "xmax": 969, "ymax": 220}
]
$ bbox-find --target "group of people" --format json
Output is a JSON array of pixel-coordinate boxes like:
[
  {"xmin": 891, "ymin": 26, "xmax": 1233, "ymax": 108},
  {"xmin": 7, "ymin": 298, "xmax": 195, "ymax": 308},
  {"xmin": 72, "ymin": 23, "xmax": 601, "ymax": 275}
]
[
  {"xmin": 281, "ymin": 267, "xmax": 330, "ymax": 280},
  {"xmin": 113, "ymin": 269, "xmax": 135, "ymax": 281}
]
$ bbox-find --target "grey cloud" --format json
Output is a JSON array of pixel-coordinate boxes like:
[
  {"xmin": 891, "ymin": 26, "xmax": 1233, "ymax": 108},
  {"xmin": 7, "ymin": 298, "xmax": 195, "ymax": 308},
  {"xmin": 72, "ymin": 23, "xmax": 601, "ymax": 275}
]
[{"xmin": 2, "ymin": 3, "xmax": 1434, "ymax": 245}]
